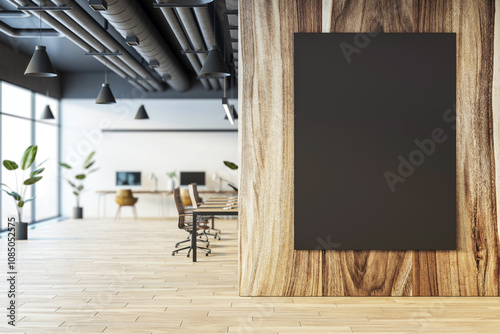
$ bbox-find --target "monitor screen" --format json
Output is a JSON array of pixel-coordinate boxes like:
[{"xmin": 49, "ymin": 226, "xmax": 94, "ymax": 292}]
[
  {"xmin": 116, "ymin": 172, "xmax": 141, "ymax": 186},
  {"xmin": 180, "ymin": 172, "xmax": 205, "ymax": 186}
]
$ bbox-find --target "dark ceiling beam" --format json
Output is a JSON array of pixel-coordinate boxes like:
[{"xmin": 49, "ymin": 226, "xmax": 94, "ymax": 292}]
[
  {"xmin": 0, "ymin": 21, "xmax": 61, "ymax": 37},
  {"xmin": 0, "ymin": 10, "xmax": 30, "ymax": 18},
  {"xmin": 61, "ymin": 71, "xmax": 229, "ymax": 99}
]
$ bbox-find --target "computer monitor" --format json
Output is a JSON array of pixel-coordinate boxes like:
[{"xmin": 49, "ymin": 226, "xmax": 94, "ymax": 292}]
[
  {"xmin": 180, "ymin": 172, "xmax": 205, "ymax": 186},
  {"xmin": 116, "ymin": 171, "xmax": 141, "ymax": 186}
]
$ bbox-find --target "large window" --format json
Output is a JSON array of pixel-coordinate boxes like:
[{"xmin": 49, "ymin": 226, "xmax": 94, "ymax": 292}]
[{"xmin": 0, "ymin": 82, "xmax": 60, "ymax": 231}]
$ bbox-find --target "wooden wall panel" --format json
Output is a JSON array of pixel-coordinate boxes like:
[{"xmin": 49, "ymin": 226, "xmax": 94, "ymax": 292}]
[
  {"xmin": 322, "ymin": 0, "xmax": 414, "ymax": 297},
  {"xmin": 238, "ymin": 0, "xmax": 322, "ymax": 297},
  {"xmin": 412, "ymin": 0, "xmax": 500, "ymax": 296},
  {"xmin": 239, "ymin": 0, "xmax": 500, "ymax": 296}
]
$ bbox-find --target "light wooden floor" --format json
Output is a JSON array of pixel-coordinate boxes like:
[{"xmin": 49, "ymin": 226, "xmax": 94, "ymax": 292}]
[{"xmin": 0, "ymin": 218, "xmax": 499, "ymax": 333}]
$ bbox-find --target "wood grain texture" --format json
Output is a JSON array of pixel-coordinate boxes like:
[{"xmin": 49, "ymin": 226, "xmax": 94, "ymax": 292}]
[
  {"xmin": 239, "ymin": 0, "xmax": 500, "ymax": 296},
  {"xmin": 2, "ymin": 218, "xmax": 500, "ymax": 333},
  {"xmin": 495, "ymin": 0, "xmax": 500, "ymax": 297},
  {"xmin": 238, "ymin": 0, "xmax": 322, "ymax": 297},
  {"xmin": 322, "ymin": 0, "xmax": 414, "ymax": 297},
  {"xmin": 412, "ymin": 0, "xmax": 499, "ymax": 296}
]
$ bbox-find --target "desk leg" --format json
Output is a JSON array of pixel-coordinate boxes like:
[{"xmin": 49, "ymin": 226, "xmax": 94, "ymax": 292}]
[
  {"xmin": 97, "ymin": 195, "xmax": 101, "ymax": 218},
  {"xmin": 192, "ymin": 212, "xmax": 197, "ymax": 262},
  {"xmin": 103, "ymin": 197, "xmax": 107, "ymax": 218}
]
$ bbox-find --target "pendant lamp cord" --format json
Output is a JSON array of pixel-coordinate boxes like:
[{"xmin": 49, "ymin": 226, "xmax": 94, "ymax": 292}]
[
  {"xmin": 105, "ymin": 67, "xmax": 107, "ymax": 84},
  {"xmin": 39, "ymin": 11, "xmax": 42, "ymax": 46},
  {"xmin": 213, "ymin": 2, "xmax": 216, "ymax": 48}
]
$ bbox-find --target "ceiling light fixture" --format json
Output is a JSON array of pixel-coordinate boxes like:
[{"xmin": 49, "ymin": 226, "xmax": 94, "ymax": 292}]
[
  {"xmin": 222, "ymin": 77, "xmax": 235, "ymax": 125},
  {"xmin": 224, "ymin": 106, "xmax": 238, "ymax": 121},
  {"xmin": 135, "ymin": 105, "xmax": 149, "ymax": 120},
  {"xmin": 222, "ymin": 97, "xmax": 234, "ymax": 125},
  {"xmin": 95, "ymin": 67, "xmax": 116, "ymax": 104},
  {"xmin": 199, "ymin": 2, "xmax": 230, "ymax": 78},
  {"xmin": 199, "ymin": 47, "xmax": 230, "ymax": 78},
  {"xmin": 24, "ymin": 12, "xmax": 57, "ymax": 77},
  {"xmin": 89, "ymin": 0, "xmax": 107, "ymax": 11},
  {"xmin": 40, "ymin": 105, "xmax": 55, "ymax": 120}
]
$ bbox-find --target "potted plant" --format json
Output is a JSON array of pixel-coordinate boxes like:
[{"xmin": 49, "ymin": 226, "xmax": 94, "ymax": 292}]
[
  {"xmin": 166, "ymin": 171, "xmax": 177, "ymax": 191},
  {"xmin": 1, "ymin": 145, "xmax": 45, "ymax": 240},
  {"xmin": 59, "ymin": 151, "xmax": 98, "ymax": 219},
  {"xmin": 221, "ymin": 161, "xmax": 238, "ymax": 191}
]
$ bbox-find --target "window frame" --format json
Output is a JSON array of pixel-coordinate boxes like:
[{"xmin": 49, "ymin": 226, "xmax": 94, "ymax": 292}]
[{"xmin": 0, "ymin": 81, "xmax": 61, "ymax": 232}]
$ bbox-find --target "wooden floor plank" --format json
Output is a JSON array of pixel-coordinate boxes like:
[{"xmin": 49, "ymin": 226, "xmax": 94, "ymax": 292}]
[{"xmin": 0, "ymin": 218, "xmax": 499, "ymax": 333}]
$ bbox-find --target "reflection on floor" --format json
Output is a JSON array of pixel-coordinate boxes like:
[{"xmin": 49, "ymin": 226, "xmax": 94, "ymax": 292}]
[{"xmin": 0, "ymin": 218, "xmax": 499, "ymax": 333}]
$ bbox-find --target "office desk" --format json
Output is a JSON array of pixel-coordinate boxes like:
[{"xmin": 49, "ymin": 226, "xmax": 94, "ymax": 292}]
[
  {"xmin": 192, "ymin": 197, "xmax": 238, "ymax": 262},
  {"xmin": 96, "ymin": 190, "xmax": 238, "ymax": 218},
  {"xmin": 96, "ymin": 190, "xmax": 172, "ymax": 218}
]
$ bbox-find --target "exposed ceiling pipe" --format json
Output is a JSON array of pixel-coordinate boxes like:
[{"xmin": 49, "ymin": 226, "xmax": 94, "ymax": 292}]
[
  {"xmin": 0, "ymin": 10, "xmax": 30, "ymax": 18},
  {"xmin": 48, "ymin": 0, "xmax": 162, "ymax": 91},
  {"xmin": 192, "ymin": 7, "xmax": 225, "ymax": 87},
  {"xmin": 193, "ymin": 7, "xmax": 216, "ymax": 49},
  {"xmin": 157, "ymin": 7, "xmax": 211, "ymax": 90},
  {"xmin": 99, "ymin": 0, "xmax": 190, "ymax": 92},
  {"xmin": 0, "ymin": 20, "xmax": 61, "ymax": 37},
  {"xmin": 7, "ymin": 0, "xmax": 158, "ymax": 91},
  {"xmin": 174, "ymin": 7, "xmax": 220, "ymax": 90},
  {"xmin": 45, "ymin": 0, "xmax": 156, "ymax": 91}
]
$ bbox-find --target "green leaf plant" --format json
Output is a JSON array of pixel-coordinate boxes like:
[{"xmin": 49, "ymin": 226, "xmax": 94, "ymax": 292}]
[
  {"xmin": 1, "ymin": 145, "xmax": 45, "ymax": 223},
  {"xmin": 59, "ymin": 151, "xmax": 98, "ymax": 208},
  {"xmin": 220, "ymin": 161, "xmax": 239, "ymax": 191}
]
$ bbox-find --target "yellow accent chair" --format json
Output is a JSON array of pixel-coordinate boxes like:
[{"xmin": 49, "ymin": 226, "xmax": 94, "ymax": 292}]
[{"xmin": 115, "ymin": 189, "xmax": 138, "ymax": 219}]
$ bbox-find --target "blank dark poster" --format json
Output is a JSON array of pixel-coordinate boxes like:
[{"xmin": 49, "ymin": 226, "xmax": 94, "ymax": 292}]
[{"xmin": 294, "ymin": 33, "xmax": 456, "ymax": 250}]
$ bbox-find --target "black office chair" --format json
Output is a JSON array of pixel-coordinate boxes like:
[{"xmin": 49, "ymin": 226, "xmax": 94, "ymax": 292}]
[
  {"xmin": 172, "ymin": 188, "xmax": 211, "ymax": 257},
  {"xmin": 189, "ymin": 183, "xmax": 222, "ymax": 239}
]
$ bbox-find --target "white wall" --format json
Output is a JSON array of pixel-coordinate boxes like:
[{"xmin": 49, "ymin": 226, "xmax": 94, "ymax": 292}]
[{"xmin": 61, "ymin": 98, "xmax": 239, "ymax": 218}]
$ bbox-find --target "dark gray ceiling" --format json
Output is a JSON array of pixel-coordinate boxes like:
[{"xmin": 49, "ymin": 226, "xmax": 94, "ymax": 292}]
[
  {"xmin": 0, "ymin": 0, "xmax": 238, "ymax": 97},
  {"xmin": 0, "ymin": 0, "xmax": 125, "ymax": 72}
]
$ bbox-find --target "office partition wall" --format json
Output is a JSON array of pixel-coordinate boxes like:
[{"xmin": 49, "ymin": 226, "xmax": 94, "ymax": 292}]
[{"xmin": 239, "ymin": 0, "xmax": 500, "ymax": 296}]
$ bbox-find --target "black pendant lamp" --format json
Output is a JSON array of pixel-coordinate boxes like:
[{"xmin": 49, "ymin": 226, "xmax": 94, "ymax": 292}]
[
  {"xmin": 200, "ymin": 48, "xmax": 230, "ymax": 78},
  {"xmin": 135, "ymin": 105, "xmax": 149, "ymax": 119},
  {"xmin": 199, "ymin": 3, "xmax": 230, "ymax": 78},
  {"xmin": 95, "ymin": 68, "xmax": 116, "ymax": 104},
  {"xmin": 25, "ymin": 13, "xmax": 57, "ymax": 77},
  {"xmin": 40, "ymin": 105, "xmax": 55, "ymax": 120}
]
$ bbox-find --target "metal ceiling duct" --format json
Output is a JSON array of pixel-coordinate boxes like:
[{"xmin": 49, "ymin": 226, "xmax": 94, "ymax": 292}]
[
  {"xmin": 157, "ymin": 8, "xmax": 210, "ymax": 90},
  {"xmin": 192, "ymin": 7, "xmax": 226, "ymax": 86},
  {"xmin": 8, "ymin": 0, "xmax": 157, "ymax": 91},
  {"xmin": 99, "ymin": 0, "xmax": 190, "ymax": 92},
  {"xmin": 48, "ymin": 0, "xmax": 161, "ymax": 91},
  {"xmin": 173, "ymin": 7, "xmax": 221, "ymax": 89}
]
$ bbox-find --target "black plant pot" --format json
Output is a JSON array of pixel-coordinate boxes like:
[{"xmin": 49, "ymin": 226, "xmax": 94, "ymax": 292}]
[
  {"xmin": 74, "ymin": 207, "xmax": 83, "ymax": 219},
  {"xmin": 15, "ymin": 222, "xmax": 28, "ymax": 240}
]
